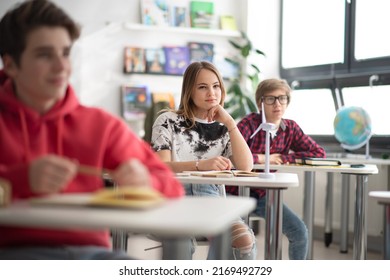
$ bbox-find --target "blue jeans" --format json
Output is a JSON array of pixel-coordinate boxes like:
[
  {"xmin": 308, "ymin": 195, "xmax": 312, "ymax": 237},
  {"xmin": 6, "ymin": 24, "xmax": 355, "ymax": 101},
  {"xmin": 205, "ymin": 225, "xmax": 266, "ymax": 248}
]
[
  {"xmin": 184, "ymin": 183, "xmax": 257, "ymax": 260},
  {"xmin": 0, "ymin": 246, "xmax": 133, "ymax": 260},
  {"xmin": 252, "ymin": 193, "xmax": 308, "ymax": 260}
]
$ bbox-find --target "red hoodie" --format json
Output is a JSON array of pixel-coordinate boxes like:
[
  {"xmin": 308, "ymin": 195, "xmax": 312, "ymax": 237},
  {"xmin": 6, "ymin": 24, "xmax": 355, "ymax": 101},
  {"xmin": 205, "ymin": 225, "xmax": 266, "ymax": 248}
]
[{"xmin": 0, "ymin": 70, "xmax": 184, "ymax": 248}]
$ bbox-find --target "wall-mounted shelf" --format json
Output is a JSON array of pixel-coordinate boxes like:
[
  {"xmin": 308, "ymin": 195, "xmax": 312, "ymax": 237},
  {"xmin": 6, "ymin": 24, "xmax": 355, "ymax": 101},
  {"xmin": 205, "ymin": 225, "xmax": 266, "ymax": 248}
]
[{"xmin": 123, "ymin": 23, "xmax": 241, "ymax": 38}]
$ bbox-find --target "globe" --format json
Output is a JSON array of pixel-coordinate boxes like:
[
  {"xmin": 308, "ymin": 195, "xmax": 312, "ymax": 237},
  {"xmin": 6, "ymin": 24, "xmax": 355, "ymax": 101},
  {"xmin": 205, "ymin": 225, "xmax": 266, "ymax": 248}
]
[{"xmin": 333, "ymin": 106, "xmax": 372, "ymax": 150}]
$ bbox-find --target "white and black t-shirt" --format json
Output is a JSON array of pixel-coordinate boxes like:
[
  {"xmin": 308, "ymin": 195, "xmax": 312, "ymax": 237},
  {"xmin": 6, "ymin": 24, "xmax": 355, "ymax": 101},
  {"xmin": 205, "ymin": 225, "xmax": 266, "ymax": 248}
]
[{"xmin": 151, "ymin": 111, "xmax": 232, "ymax": 161}]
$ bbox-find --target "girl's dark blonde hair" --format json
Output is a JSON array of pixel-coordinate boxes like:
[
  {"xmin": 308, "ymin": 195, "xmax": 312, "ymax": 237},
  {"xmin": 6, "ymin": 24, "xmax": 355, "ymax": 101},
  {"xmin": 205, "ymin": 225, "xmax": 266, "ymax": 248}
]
[
  {"xmin": 255, "ymin": 78, "xmax": 291, "ymax": 106},
  {"xmin": 174, "ymin": 61, "xmax": 226, "ymax": 128}
]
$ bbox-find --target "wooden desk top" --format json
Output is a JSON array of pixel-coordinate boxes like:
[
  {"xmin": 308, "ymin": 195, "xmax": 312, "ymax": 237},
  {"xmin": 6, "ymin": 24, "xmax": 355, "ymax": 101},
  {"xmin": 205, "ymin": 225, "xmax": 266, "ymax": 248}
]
[
  {"xmin": 0, "ymin": 196, "xmax": 256, "ymax": 237},
  {"xmin": 176, "ymin": 172, "xmax": 299, "ymax": 189},
  {"xmin": 253, "ymin": 163, "xmax": 378, "ymax": 175}
]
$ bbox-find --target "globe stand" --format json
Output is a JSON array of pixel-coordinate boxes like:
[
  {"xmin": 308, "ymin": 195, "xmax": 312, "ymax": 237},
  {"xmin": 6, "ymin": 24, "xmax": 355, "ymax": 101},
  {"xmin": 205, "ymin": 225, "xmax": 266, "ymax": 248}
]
[
  {"xmin": 341, "ymin": 135, "xmax": 372, "ymax": 160},
  {"xmin": 365, "ymin": 139, "xmax": 371, "ymax": 160}
]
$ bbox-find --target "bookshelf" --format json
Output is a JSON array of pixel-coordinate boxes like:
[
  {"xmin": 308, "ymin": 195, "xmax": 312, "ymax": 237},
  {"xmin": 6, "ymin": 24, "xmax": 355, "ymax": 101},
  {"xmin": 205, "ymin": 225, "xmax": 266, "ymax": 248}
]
[{"xmin": 123, "ymin": 23, "xmax": 241, "ymax": 38}]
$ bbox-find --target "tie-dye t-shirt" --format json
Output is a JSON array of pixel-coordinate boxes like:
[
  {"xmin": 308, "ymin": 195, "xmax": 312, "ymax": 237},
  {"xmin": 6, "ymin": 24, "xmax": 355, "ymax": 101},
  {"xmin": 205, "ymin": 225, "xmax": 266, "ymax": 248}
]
[{"xmin": 151, "ymin": 111, "xmax": 232, "ymax": 161}]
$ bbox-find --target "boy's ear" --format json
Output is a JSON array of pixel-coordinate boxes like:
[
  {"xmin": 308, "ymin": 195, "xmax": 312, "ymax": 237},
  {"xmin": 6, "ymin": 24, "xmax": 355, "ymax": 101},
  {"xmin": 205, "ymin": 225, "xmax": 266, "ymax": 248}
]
[{"xmin": 2, "ymin": 54, "xmax": 18, "ymax": 78}]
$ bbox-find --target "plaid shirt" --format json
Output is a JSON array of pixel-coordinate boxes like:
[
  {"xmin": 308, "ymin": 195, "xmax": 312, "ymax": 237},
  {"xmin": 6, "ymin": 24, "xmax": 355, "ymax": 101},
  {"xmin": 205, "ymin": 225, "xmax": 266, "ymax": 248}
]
[{"xmin": 226, "ymin": 112, "xmax": 325, "ymax": 198}]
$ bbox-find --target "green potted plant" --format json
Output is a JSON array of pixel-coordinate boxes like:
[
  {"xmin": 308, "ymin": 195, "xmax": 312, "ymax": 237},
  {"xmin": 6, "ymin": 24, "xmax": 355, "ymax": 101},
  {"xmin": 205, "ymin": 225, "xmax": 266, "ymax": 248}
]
[{"xmin": 224, "ymin": 31, "xmax": 265, "ymax": 120}]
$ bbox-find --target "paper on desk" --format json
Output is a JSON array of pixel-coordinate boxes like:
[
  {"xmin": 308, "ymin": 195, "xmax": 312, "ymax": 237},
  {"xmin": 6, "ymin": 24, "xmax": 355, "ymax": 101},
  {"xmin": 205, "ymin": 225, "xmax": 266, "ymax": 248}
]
[{"xmin": 29, "ymin": 187, "xmax": 165, "ymax": 209}]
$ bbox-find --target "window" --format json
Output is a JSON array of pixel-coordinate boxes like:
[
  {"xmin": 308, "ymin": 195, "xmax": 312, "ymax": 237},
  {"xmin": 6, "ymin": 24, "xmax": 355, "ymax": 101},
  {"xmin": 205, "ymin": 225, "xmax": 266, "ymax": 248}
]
[
  {"xmin": 281, "ymin": 0, "xmax": 345, "ymax": 69},
  {"xmin": 342, "ymin": 85, "xmax": 390, "ymax": 136},
  {"xmin": 280, "ymin": 0, "xmax": 390, "ymax": 88},
  {"xmin": 354, "ymin": 1, "xmax": 390, "ymax": 60},
  {"xmin": 284, "ymin": 89, "xmax": 336, "ymax": 135},
  {"xmin": 280, "ymin": 0, "xmax": 390, "ymax": 150}
]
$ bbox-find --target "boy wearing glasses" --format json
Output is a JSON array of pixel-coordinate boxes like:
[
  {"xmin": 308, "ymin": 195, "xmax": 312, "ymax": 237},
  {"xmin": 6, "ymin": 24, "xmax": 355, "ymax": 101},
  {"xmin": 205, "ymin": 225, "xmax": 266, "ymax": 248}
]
[{"xmin": 226, "ymin": 78, "xmax": 325, "ymax": 259}]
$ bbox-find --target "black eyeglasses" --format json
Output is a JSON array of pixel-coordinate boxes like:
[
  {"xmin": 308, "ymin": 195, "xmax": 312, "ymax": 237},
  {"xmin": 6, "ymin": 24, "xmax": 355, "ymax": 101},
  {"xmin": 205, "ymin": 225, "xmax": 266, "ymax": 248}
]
[{"xmin": 262, "ymin": 95, "xmax": 289, "ymax": 105}]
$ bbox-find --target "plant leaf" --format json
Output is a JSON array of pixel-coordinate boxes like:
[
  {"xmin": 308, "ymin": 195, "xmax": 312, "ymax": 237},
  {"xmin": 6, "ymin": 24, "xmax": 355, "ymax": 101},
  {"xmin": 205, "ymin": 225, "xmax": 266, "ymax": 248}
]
[{"xmin": 255, "ymin": 49, "xmax": 266, "ymax": 56}]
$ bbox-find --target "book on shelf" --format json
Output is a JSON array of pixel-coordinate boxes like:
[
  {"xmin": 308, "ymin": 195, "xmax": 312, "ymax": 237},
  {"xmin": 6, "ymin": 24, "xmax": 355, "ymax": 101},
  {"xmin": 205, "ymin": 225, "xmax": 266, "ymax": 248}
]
[
  {"xmin": 220, "ymin": 15, "xmax": 237, "ymax": 31},
  {"xmin": 163, "ymin": 46, "xmax": 190, "ymax": 75},
  {"xmin": 124, "ymin": 47, "xmax": 146, "ymax": 73},
  {"xmin": 121, "ymin": 85, "xmax": 151, "ymax": 121},
  {"xmin": 140, "ymin": 0, "xmax": 169, "ymax": 26},
  {"xmin": 188, "ymin": 41, "xmax": 214, "ymax": 63},
  {"xmin": 145, "ymin": 48, "xmax": 166, "ymax": 74},
  {"xmin": 295, "ymin": 158, "xmax": 342, "ymax": 166},
  {"xmin": 190, "ymin": 1, "xmax": 215, "ymax": 29},
  {"xmin": 30, "ymin": 187, "xmax": 165, "ymax": 209},
  {"xmin": 170, "ymin": 4, "xmax": 190, "ymax": 27},
  {"xmin": 187, "ymin": 170, "xmax": 260, "ymax": 178}
]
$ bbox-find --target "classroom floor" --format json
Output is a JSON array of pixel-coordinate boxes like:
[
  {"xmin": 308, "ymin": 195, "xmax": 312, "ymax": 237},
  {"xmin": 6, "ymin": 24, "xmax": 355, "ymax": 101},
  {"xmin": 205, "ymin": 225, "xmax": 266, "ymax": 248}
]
[{"xmin": 125, "ymin": 220, "xmax": 383, "ymax": 260}]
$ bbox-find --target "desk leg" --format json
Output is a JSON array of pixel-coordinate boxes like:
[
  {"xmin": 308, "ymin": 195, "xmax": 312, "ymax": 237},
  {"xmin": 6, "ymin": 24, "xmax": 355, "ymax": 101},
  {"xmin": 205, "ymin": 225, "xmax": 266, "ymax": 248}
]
[
  {"xmin": 264, "ymin": 189, "xmax": 283, "ymax": 260},
  {"xmin": 162, "ymin": 237, "xmax": 193, "ymax": 260},
  {"xmin": 303, "ymin": 171, "xmax": 315, "ymax": 260},
  {"xmin": 111, "ymin": 229, "xmax": 128, "ymax": 251},
  {"xmin": 325, "ymin": 172, "xmax": 334, "ymax": 247},
  {"xmin": 239, "ymin": 186, "xmax": 251, "ymax": 224},
  {"xmin": 353, "ymin": 174, "xmax": 368, "ymax": 260},
  {"xmin": 384, "ymin": 205, "xmax": 390, "ymax": 259},
  {"xmin": 209, "ymin": 231, "xmax": 231, "ymax": 260},
  {"xmin": 340, "ymin": 174, "xmax": 350, "ymax": 253}
]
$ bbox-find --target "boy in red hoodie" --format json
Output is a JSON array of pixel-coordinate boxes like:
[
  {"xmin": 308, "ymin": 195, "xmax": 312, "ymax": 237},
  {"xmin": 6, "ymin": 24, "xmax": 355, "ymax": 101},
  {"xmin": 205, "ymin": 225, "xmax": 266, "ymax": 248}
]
[{"xmin": 0, "ymin": 0, "xmax": 183, "ymax": 259}]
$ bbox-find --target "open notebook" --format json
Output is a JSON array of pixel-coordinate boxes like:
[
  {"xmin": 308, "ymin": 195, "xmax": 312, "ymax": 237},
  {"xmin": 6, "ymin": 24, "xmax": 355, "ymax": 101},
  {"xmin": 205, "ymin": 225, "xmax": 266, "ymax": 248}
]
[
  {"xmin": 185, "ymin": 170, "xmax": 260, "ymax": 178},
  {"xmin": 30, "ymin": 187, "xmax": 165, "ymax": 209}
]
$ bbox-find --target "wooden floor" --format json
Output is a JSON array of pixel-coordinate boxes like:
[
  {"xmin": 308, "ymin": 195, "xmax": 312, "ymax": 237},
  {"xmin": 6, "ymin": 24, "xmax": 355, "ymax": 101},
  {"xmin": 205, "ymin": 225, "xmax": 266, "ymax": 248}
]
[{"xmin": 125, "ymin": 222, "xmax": 383, "ymax": 260}]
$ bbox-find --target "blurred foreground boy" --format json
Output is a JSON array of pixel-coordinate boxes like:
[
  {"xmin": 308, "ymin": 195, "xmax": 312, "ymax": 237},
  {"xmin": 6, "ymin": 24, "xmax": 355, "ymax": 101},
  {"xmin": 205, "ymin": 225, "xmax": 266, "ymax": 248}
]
[{"xmin": 0, "ymin": 0, "xmax": 183, "ymax": 259}]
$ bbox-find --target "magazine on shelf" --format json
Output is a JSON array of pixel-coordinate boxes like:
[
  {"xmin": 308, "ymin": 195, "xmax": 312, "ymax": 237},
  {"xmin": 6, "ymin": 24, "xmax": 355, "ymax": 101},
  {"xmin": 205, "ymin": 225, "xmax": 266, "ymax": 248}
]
[
  {"xmin": 121, "ymin": 85, "xmax": 151, "ymax": 121},
  {"xmin": 163, "ymin": 46, "xmax": 190, "ymax": 75},
  {"xmin": 140, "ymin": 0, "xmax": 169, "ymax": 26},
  {"xmin": 187, "ymin": 170, "xmax": 260, "ymax": 178},
  {"xmin": 295, "ymin": 157, "xmax": 342, "ymax": 166},
  {"xmin": 190, "ymin": 1, "xmax": 215, "ymax": 29},
  {"xmin": 145, "ymin": 48, "xmax": 166, "ymax": 74},
  {"xmin": 30, "ymin": 187, "xmax": 165, "ymax": 209},
  {"xmin": 124, "ymin": 47, "xmax": 146, "ymax": 73},
  {"xmin": 188, "ymin": 41, "xmax": 214, "ymax": 63},
  {"xmin": 170, "ymin": 4, "xmax": 190, "ymax": 27},
  {"xmin": 220, "ymin": 15, "xmax": 237, "ymax": 31}
]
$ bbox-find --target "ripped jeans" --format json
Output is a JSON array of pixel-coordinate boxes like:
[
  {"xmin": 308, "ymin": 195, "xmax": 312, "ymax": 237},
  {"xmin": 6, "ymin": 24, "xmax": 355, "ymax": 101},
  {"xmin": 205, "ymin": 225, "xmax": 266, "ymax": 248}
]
[{"xmin": 184, "ymin": 183, "xmax": 257, "ymax": 260}]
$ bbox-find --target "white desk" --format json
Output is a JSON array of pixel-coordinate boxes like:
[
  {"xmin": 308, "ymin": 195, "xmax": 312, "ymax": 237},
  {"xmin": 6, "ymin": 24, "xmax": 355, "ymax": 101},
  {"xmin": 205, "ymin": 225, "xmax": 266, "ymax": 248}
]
[
  {"xmin": 369, "ymin": 191, "xmax": 390, "ymax": 260},
  {"xmin": 0, "ymin": 196, "xmax": 256, "ymax": 260},
  {"xmin": 253, "ymin": 163, "xmax": 378, "ymax": 260},
  {"xmin": 326, "ymin": 156, "xmax": 390, "ymax": 253},
  {"xmin": 178, "ymin": 172, "xmax": 299, "ymax": 260}
]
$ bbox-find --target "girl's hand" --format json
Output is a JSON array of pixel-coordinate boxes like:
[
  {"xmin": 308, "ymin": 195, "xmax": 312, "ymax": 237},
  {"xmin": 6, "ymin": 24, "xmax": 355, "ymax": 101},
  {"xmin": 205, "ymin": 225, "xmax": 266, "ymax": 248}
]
[
  {"xmin": 207, "ymin": 105, "xmax": 235, "ymax": 128},
  {"xmin": 198, "ymin": 156, "xmax": 232, "ymax": 171}
]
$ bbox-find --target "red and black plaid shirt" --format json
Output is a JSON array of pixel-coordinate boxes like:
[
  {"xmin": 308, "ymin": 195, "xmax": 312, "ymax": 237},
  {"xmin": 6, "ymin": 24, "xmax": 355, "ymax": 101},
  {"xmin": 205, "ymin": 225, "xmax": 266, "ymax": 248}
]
[{"xmin": 226, "ymin": 112, "xmax": 326, "ymax": 198}]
